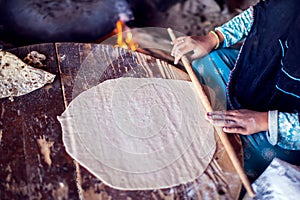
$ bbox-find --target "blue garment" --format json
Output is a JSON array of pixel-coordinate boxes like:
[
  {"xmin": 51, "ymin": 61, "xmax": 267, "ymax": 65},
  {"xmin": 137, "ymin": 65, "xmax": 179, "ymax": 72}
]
[
  {"xmin": 278, "ymin": 112, "xmax": 300, "ymax": 150},
  {"xmin": 192, "ymin": 49, "xmax": 300, "ymax": 182},
  {"xmin": 192, "ymin": 49, "xmax": 238, "ymax": 110},
  {"xmin": 215, "ymin": 0, "xmax": 300, "ymax": 151},
  {"xmin": 215, "ymin": 6, "xmax": 254, "ymax": 48},
  {"xmin": 227, "ymin": 0, "xmax": 300, "ymax": 114}
]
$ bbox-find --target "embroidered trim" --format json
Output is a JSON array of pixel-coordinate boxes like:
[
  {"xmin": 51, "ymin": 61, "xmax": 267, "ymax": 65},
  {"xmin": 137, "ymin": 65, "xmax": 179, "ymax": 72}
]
[
  {"xmin": 281, "ymin": 67, "xmax": 300, "ymax": 81},
  {"xmin": 226, "ymin": 7, "xmax": 255, "ymax": 109},
  {"xmin": 279, "ymin": 39, "xmax": 287, "ymax": 66},
  {"xmin": 276, "ymin": 85, "xmax": 300, "ymax": 98},
  {"xmin": 285, "ymin": 40, "xmax": 288, "ymax": 48},
  {"xmin": 278, "ymin": 39, "xmax": 300, "ymax": 81},
  {"xmin": 226, "ymin": 42, "xmax": 246, "ymax": 109},
  {"xmin": 278, "ymin": 39, "xmax": 285, "ymax": 57}
]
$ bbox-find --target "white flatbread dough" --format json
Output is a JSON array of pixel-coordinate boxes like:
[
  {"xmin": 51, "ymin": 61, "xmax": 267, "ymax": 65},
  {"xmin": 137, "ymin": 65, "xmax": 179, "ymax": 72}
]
[
  {"xmin": 58, "ymin": 78, "xmax": 216, "ymax": 190},
  {"xmin": 0, "ymin": 50, "xmax": 55, "ymax": 98}
]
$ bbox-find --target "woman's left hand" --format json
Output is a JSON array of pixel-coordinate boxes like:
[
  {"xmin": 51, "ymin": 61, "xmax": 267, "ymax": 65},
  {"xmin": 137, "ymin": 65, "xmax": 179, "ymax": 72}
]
[{"xmin": 205, "ymin": 109, "xmax": 268, "ymax": 135}]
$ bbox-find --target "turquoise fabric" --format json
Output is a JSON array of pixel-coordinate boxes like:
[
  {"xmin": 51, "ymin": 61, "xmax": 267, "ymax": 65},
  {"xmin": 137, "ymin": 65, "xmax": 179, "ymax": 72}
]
[
  {"xmin": 192, "ymin": 49, "xmax": 300, "ymax": 182},
  {"xmin": 192, "ymin": 48, "xmax": 238, "ymax": 110},
  {"xmin": 215, "ymin": 6, "xmax": 254, "ymax": 48},
  {"xmin": 278, "ymin": 112, "xmax": 300, "ymax": 150}
]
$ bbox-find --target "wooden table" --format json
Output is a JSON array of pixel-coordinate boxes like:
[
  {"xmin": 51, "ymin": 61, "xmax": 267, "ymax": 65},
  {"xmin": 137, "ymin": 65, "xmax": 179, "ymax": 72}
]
[{"xmin": 0, "ymin": 43, "xmax": 243, "ymax": 199}]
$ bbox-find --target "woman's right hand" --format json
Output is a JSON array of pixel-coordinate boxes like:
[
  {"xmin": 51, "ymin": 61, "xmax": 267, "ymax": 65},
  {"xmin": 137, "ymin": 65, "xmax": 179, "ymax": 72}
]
[{"xmin": 171, "ymin": 31, "xmax": 223, "ymax": 64}]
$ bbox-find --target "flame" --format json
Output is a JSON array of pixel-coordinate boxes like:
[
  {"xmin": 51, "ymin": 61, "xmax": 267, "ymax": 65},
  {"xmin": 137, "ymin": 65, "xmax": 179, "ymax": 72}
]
[{"xmin": 115, "ymin": 20, "xmax": 138, "ymax": 51}]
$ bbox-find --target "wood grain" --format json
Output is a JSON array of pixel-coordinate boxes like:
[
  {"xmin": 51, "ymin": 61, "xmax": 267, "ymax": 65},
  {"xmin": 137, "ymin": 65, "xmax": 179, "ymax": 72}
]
[
  {"xmin": 0, "ymin": 44, "xmax": 79, "ymax": 199},
  {"xmin": 56, "ymin": 43, "xmax": 242, "ymax": 200},
  {"xmin": 0, "ymin": 43, "xmax": 243, "ymax": 200}
]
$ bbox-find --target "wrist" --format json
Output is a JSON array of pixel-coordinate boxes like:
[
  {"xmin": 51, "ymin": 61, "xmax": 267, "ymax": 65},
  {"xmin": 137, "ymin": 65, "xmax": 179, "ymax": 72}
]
[
  {"xmin": 215, "ymin": 30, "xmax": 224, "ymax": 45},
  {"xmin": 261, "ymin": 111, "xmax": 269, "ymax": 131},
  {"xmin": 208, "ymin": 31, "xmax": 220, "ymax": 50}
]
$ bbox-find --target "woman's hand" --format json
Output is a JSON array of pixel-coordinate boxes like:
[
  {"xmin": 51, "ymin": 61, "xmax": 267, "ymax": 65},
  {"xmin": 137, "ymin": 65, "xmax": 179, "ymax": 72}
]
[
  {"xmin": 205, "ymin": 109, "xmax": 269, "ymax": 135},
  {"xmin": 171, "ymin": 31, "xmax": 223, "ymax": 64}
]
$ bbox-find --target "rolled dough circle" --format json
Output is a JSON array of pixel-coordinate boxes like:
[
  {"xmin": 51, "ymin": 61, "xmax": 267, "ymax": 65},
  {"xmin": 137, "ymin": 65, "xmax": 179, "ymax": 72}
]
[{"xmin": 58, "ymin": 77, "xmax": 216, "ymax": 190}]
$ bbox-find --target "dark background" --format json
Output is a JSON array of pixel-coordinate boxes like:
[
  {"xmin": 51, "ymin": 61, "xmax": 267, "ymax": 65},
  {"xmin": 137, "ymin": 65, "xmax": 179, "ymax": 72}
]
[{"xmin": 0, "ymin": 0, "xmax": 256, "ymax": 50}]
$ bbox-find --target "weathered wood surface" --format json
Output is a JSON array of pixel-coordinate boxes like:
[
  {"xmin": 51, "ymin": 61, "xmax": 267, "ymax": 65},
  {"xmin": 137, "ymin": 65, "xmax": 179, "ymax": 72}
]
[
  {"xmin": 56, "ymin": 43, "xmax": 243, "ymax": 200},
  {"xmin": 0, "ymin": 44, "xmax": 79, "ymax": 199},
  {"xmin": 0, "ymin": 43, "xmax": 243, "ymax": 200}
]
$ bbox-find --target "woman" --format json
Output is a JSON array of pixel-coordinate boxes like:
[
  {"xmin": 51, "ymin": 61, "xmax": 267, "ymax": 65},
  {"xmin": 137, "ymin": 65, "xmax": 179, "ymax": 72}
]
[{"xmin": 171, "ymin": 0, "xmax": 300, "ymax": 182}]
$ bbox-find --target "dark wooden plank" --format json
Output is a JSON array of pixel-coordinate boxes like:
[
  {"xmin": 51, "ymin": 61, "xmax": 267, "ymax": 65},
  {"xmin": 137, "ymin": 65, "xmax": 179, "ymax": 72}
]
[
  {"xmin": 56, "ymin": 43, "xmax": 242, "ymax": 200},
  {"xmin": 0, "ymin": 44, "xmax": 79, "ymax": 200},
  {"xmin": 56, "ymin": 43, "xmax": 190, "ymax": 105}
]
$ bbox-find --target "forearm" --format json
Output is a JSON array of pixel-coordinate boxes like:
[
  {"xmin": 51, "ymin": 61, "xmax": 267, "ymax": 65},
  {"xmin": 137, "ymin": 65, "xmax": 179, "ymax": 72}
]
[{"xmin": 171, "ymin": 6, "xmax": 254, "ymax": 63}]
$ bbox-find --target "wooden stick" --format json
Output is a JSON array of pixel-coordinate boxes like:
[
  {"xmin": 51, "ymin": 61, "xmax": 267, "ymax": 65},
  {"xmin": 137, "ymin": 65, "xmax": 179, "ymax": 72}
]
[{"xmin": 167, "ymin": 28, "xmax": 255, "ymax": 197}]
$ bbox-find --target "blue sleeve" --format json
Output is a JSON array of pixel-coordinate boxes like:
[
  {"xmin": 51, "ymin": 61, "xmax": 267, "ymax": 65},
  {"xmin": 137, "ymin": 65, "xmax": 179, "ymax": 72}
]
[
  {"xmin": 277, "ymin": 112, "xmax": 300, "ymax": 150},
  {"xmin": 215, "ymin": 7, "xmax": 254, "ymax": 47}
]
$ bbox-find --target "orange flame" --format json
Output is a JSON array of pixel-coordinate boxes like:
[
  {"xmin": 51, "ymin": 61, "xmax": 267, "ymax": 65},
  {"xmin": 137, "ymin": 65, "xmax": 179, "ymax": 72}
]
[{"xmin": 115, "ymin": 20, "xmax": 138, "ymax": 51}]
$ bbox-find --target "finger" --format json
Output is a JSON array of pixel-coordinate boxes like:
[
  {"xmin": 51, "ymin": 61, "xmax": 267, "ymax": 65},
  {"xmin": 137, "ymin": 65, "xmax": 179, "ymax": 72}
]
[
  {"xmin": 171, "ymin": 38, "xmax": 186, "ymax": 53},
  {"xmin": 172, "ymin": 45, "xmax": 193, "ymax": 64},
  {"xmin": 207, "ymin": 110, "xmax": 238, "ymax": 117},
  {"xmin": 206, "ymin": 112, "xmax": 237, "ymax": 121},
  {"xmin": 207, "ymin": 111, "xmax": 227, "ymax": 115},
  {"xmin": 223, "ymin": 110, "xmax": 243, "ymax": 116},
  {"xmin": 223, "ymin": 126, "xmax": 246, "ymax": 134},
  {"xmin": 173, "ymin": 37, "xmax": 186, "ymax": 45},
  {"xmin": 171, "ymin": 42, "xmax": 188, "ymax": 56},
  {"xmin": 171, "ymin": 37, "xmax": 201, "ymax": 64},
  {"xmin": 171, "ymin": 45, "xmax": 183, "ymax": 64},
  {"xmin": 174, "ymin": 53, "xmax": 183, "ymax": 65},
  {"xmin": 172, "ymin": 47, "xmax": 184, "ymax": 64},
  {"xmin": 207, "ymin": 118, "xmax": 237, "ymax": 127}
]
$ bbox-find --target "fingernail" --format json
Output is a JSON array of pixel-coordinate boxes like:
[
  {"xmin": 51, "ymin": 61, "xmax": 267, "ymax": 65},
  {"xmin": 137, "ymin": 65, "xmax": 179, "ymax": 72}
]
[
  {"xmin": 171, "ymin": 52, "xmax": 174, "ymax": 56},
  {"xmin": 171, "ymin": 42, "xmax": 174, "ymax": 45},
  {"xmin": 206, "ymin": 113, "xmax": 212, "ymax": 119}
]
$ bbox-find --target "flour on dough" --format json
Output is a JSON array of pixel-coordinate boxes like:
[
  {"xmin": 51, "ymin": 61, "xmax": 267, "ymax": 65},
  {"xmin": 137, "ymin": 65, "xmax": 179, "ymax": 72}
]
[{"xmin": 58, "ymin": 77, "xmax": 216, "ymax": 190}]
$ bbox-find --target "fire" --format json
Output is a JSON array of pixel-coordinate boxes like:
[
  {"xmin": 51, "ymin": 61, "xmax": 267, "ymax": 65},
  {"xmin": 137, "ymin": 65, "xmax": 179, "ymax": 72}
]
[{"xmin": 115, "ymin": 20, "xmax": 138, "ymax": 51}]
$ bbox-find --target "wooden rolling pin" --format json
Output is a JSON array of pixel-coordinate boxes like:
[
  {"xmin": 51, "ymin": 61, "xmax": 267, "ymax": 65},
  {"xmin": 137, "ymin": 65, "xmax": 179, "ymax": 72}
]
[{"xmin": 167, "ymin": 28, "xmax": 255, "ymax": 197}]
